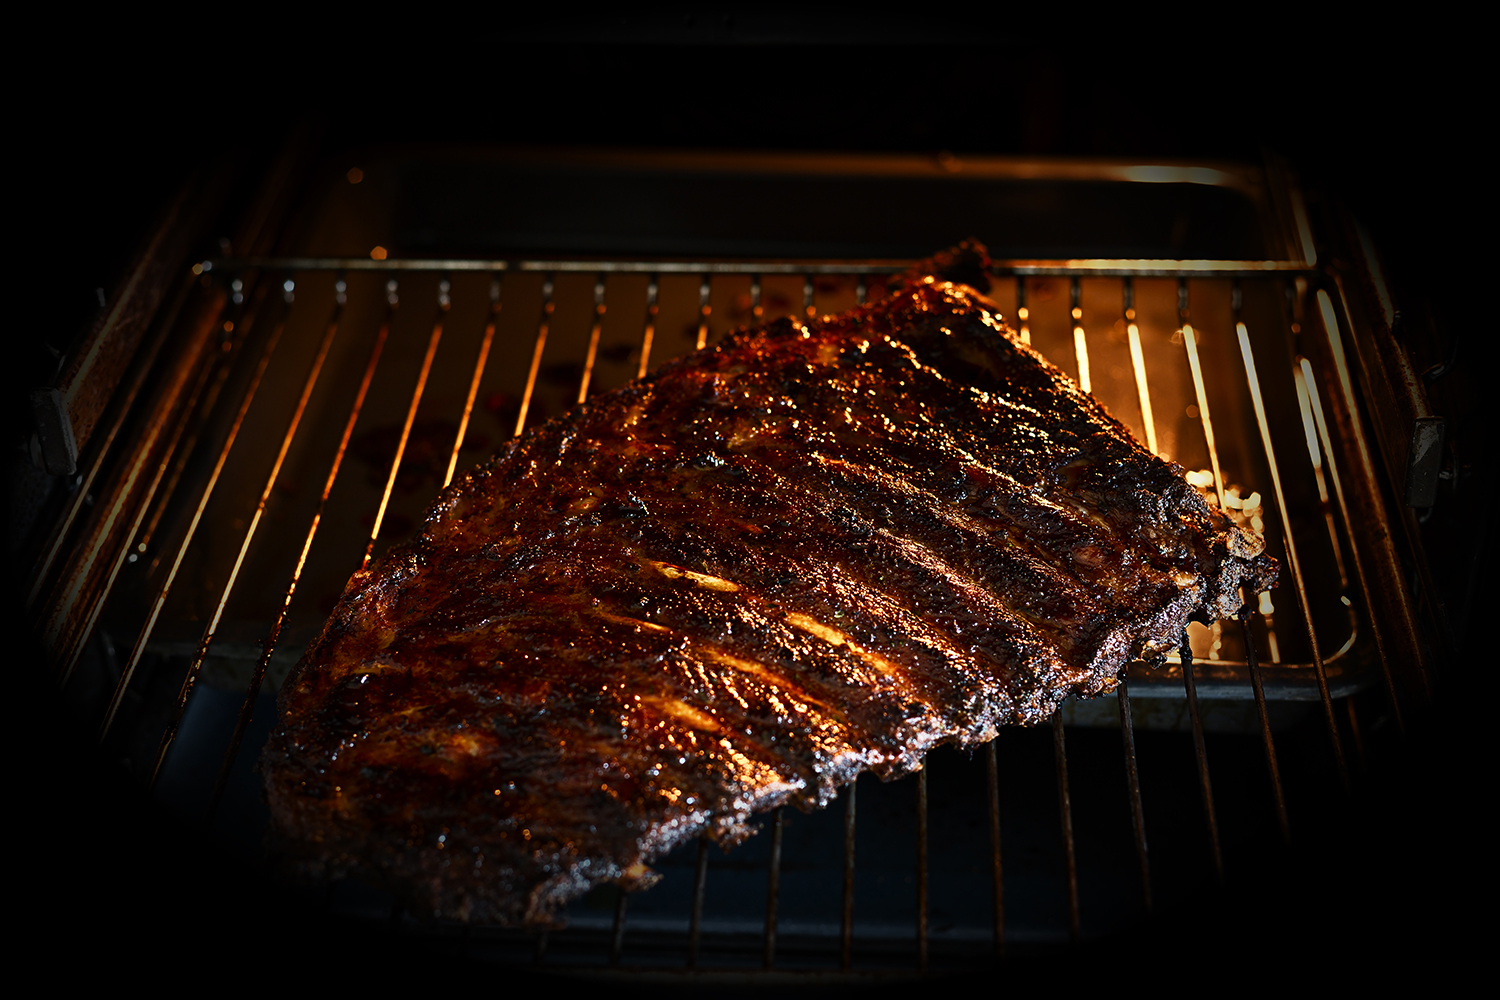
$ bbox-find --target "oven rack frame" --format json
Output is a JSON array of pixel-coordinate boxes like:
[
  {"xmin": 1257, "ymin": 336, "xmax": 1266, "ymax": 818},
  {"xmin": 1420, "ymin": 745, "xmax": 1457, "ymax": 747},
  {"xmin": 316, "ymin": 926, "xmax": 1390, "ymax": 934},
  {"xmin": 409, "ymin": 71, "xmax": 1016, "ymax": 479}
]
[{"xmin": 25, "ymin": 248, "xmax": 1429, "ymax": 969}]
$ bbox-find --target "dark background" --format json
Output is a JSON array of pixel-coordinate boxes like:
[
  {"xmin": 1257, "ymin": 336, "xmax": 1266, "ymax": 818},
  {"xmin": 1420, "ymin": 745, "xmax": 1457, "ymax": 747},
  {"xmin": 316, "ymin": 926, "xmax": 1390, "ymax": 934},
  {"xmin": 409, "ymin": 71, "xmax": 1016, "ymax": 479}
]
[
  {"xmin": 10, "ymin": 12, "xmax": 1484, "ymax": 988},
  {"xmin": 16, "ymin": 13, "xmax": 1481, "ymax": 381}
]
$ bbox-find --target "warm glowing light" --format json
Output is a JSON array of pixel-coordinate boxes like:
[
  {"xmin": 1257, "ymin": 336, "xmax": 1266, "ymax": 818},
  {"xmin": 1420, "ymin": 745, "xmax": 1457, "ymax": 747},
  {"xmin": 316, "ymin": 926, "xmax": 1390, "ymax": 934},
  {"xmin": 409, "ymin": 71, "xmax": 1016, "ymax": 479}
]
[
  {"xmin": 1126, "ymin": 322, "xmax": 1157, "ymax": 455},
  {"xmin": 370, "ymin": 246, "xmax": 388, "ymax": 261},
  {"xmin": 785, "ymin": 612, "xmax": 899, "ymax": 676},
  {"xmin": 1293, "ymin": 362, "xmax": 1330, "ymax": 502},
  {"xmin": 347, "ymin": 167, "xmax": 364, "ymax": 184},
  {"xmin": 650, "ymin": 560, "xmax": 739, "ymax": 592},
  {"xmin": 1258, "ymin": 591, "xmax": 1274, "ymax": 615},
  {"xmin": 1016, "ymin": 307, "xmax": 1029, "ymax": 321},
  {"xmin": 1073, "ymin": 326, "xmax": 1091, "ymax": 393},
  {"xmin": 1292, "ymin": 376, "xmax": 1321, "ymax": 467},
  {"xmin": 700, "ymin": 647, "xmax": 790, "ymax": 689},
  {"xmin": 1185, "ymin": 469, "xmax": 1215, "ymax": 488},
  {"xmin": 191, "ymin": 263, "xmax": 203, "ymax": 275},
  {"xmin": 597, "ymin": 611, "xmax": 669, "ymax": 633},
  {"xmin": 1071, "ymin": 306, "xmax": 1082, "ymax": 320},
  {"xmin": 647, "ymin": 696, "xmax": 721, "ymax": 732},
  {"xmin": 786, "ymin": 613, "xmax": 849, "ymax": 648}
]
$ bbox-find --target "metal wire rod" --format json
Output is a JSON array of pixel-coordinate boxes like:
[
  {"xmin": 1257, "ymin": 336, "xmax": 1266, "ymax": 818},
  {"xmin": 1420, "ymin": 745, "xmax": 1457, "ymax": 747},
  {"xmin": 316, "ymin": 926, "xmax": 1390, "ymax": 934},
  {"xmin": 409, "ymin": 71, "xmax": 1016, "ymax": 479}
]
[
  {"xmin": 577, "ymin": 273, "xmax": 607, "ymax": 403},
  {"xmin": 1181, "ymin": 630, "xmax": 1225, "ymax": 882},
  {"xmin": 1117, "ymin": 683, "xmax": 1152, "ymax": 912},
  {"xmin": 208, "ymin": 283, "xmax": 387, "ymax": 821},
  {"xmin": 1317, "ymin": 285, "xmax": 1434, "ymax": 706},
  {"xmin": 916, "ymin": 765, "xmax": 929, "ymax": 972},
  {"xmin": 1123, "ymin": 277, "xmax": 1158, "ymax": 455},
  {"xmin": 1070, "ymin": 276, "xmax": 1091, "ymax": 393},
  {"xmin": 1240, "ymin": 602, "xmax": 1290, "ymax": 842},
  {"xmin": 609, "ymin": 891, "xmax": 628, "ymax": 966},
  {"xmin": 763, "ymin": 806, "xmax": 784, "ymax": 968},
  {"xmin": 513, "ymin": 275, "xmax": 552, "ymax": 438},
  {"xmin": 98, "ymin": 288, "xmax": 288, "ymax": 745},
  {"xmin": 150, "ymin": 284, "xmax": 344, "ymax": 790},
  {"xmin": 985, "ymin": 739, "xmax": 1006, "ymax": 954},
  {"xmin": 688, "ymin": 835, "xmax": 710, "ymax": 967},
  {"xmin": 841, "ymin": 781, "xmax": 856, "ymax": 971},
  {"xmin": 56, "ymin": 314, "xmax": 224, "ymax": 691},
  {"xmin": 210, "ymin": 255, "xmax": 1318, "ymax": 277},
  {"xmin": 362, "ymin": 283, "xmax": 444, "ymax": 571},
  {"xmin": 636, "ymin": 275, "xmax": 659, "ymax": 379},
  {"xmin": 1235, "ymin": 302, "xmax": 1349, "ymax": 789},
  {"xmin": 1015, "ymin": 276, "xmax": 1031, "ymax": 345},
  {"xmin": 1296, "ymin": 353, "xmax": 1404, "ymax": 737},
  {"xmin": 1052, "ymin": 712, "xmax": 1081, "ymax": 943},
  {"xmin": 695, "ymin": 274, "xmax": 711, "ymax": 350},
  {"xmin": 444, "ymin": 274, "xmax": 502, "ymax": 488}
]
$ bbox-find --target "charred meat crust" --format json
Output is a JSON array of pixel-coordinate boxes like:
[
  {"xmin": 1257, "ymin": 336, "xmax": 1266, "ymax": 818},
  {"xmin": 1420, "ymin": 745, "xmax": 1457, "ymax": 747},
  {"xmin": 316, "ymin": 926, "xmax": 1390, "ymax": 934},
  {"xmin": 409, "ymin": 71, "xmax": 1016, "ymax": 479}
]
[{"xmin": 261, "ymin": 266, "xmax": 1276, "ymax": 925}]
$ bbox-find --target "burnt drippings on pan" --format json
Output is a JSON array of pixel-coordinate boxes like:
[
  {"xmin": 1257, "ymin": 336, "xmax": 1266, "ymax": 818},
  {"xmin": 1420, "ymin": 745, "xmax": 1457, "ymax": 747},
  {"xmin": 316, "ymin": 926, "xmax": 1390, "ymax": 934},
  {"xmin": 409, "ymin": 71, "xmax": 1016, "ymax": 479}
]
[{"xmin": 262, "ymin": 247, "xmax": 1276, "ymax": 925}]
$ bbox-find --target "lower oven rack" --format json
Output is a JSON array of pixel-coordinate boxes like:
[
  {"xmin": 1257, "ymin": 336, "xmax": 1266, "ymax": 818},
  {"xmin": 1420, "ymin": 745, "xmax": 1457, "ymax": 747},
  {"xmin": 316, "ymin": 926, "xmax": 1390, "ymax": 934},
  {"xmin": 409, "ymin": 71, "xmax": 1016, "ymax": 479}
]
[{"xmin": 27, "ymin": 251, "xmax": 1423, "ymax": 970}]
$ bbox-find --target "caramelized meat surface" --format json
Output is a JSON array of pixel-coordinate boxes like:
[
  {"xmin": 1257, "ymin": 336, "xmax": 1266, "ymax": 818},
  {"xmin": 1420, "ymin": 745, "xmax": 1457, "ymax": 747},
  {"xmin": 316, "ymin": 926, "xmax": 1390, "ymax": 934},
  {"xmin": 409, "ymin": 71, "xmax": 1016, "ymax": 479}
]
[{"xmin": 262, "ymin": 264, "xmax": 1275, "ymax": 925}]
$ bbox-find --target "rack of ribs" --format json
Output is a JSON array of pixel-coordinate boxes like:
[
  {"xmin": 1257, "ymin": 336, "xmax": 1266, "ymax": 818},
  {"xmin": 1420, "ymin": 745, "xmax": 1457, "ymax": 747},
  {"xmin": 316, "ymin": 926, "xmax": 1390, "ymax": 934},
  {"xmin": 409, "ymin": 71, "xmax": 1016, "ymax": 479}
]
[{"xmin": 261, "ymin": 246, "xmax": 1277, "ymax": 924}]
